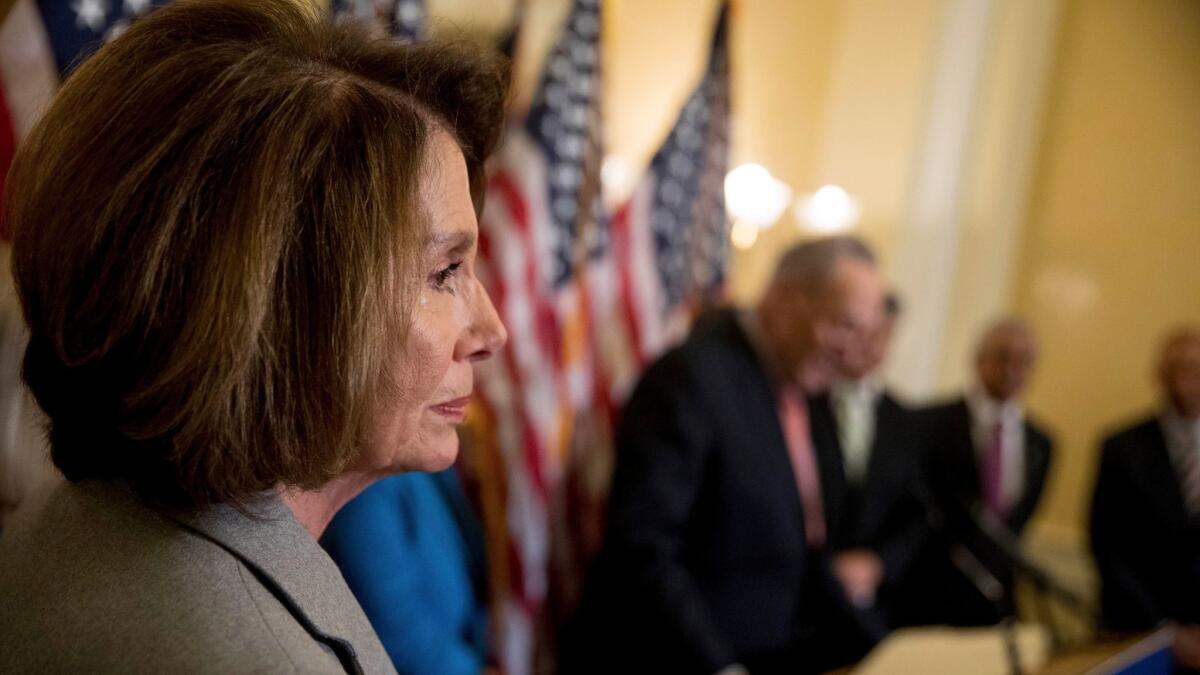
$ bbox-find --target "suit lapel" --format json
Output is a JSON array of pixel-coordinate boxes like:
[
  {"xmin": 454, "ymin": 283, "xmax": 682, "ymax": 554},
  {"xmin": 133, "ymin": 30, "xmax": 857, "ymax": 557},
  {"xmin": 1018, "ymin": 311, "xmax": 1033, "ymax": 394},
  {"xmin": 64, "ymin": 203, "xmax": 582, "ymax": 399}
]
[
  {"xmin": 1139, "ymin": 422, "xmax": 1193, "ymax": 530},
  {"xmin": 809, "ymin": 393, "xmax": 847, "ymax": 543},
  {"xmin": 1020, "ymin": 424, "xmax": 1044, "ymax": 500},
  {"xmin": 859, "ymin": 395, "xmax": 899, "ymax": 526},
  {"xmin": 949, "ymin": 399, "xmax": 981, "ymax": 500},
  {"xmin": 721, "ymin": 313, "xmax": 809, "ymax": 534},
  {"xmin": 999, "ymin": 422, "xmax": 1046, "ymax": 530},
  {"xmin": 165, "ymin": 496, "xmax": 383, "ymax": 673}
]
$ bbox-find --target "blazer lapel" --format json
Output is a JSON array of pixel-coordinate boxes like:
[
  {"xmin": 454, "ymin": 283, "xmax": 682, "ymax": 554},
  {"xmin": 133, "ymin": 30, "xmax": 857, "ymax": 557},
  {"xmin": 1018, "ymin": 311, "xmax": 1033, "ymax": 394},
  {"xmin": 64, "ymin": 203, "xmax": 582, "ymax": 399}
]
[
  {"xmin": 809, "ymin": 393, "xmax": 847, "ymax": 543},
  {"xmin": 949, "ymin": 399, "xmax": 981, "ymax": 500},
  {"xmin": 859, "ymin": 395, "xmax": 899, "ymax": 526},
  {"xmin": 1140, "ymin": 422, "xmax": 1193, "ymax": 531},
  {"xmin": 166, "ymin": 497, "xmax": 387, "ymax": 674},
  {"xmin": 1020, "ymin": 424, "xmax": 1045, "ymax": 500},
  {"xmin": 723, "ymin": 313, "xmax": 809, "ymax": 540}
]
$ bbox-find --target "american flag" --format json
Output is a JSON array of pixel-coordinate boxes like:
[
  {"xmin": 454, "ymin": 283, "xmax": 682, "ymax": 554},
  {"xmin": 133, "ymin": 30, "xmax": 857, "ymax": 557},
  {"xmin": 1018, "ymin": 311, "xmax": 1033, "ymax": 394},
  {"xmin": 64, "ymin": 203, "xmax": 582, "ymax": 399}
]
[
  {"xmin": 539, "ymin": 10, "xmax": 731, "ymax": 652},
  {"xmin": 471, "ymin": 0, "xmax": 603, "ymax": 671},
  {"xmin": 329, "ymin": 0, "xmax": 424, "ymax": 43},
  {"xmin": 605, "ymin": 3, "xmax": 730, "ymax": 393},
  {"xmin": 0, "ymin": 0, "xmax": 169, "ymax": 237},
  {"xmin": 472, "ymin": 2, "xmax": 731, "ymax": 672}
]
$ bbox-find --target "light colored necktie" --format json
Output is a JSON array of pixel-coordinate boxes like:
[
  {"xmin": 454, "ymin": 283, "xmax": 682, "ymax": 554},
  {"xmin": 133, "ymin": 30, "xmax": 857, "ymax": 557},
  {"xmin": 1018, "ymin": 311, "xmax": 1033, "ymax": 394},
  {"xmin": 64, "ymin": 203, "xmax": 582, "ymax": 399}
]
[
  {"xmin": 836, "ymin": 387, "xmax": 872, "ymax": 486},
  {"xmin": 779, "ymin": 385, "xmax": 826, "ymax": 548},
  {"xmin": 1177, "ymin": 434, "xmax": 1200, "ymax": 516}
]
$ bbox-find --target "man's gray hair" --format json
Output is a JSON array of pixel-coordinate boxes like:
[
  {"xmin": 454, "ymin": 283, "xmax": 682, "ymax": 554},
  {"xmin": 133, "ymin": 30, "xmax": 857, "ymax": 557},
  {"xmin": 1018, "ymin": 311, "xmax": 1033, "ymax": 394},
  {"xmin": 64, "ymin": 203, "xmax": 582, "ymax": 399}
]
[
  {"xmin": 975, "ymin": 317, "xmax": 1034, "ymax": 356},
  {"xmin": 769, "ymin": 235, "xmax": 876, "ymax": 292}
]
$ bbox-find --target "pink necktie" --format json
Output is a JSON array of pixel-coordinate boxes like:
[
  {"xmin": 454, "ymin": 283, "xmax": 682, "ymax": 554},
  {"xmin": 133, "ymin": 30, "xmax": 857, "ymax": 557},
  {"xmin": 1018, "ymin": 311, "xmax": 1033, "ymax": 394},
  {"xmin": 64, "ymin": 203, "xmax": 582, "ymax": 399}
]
[
  {"xmin": 981, "ymin": 421, "xmax": 1008, "ymax": 520},
  {"xmin": 778, "ymin": 385, "xmax": 826, "ymax": 548}
]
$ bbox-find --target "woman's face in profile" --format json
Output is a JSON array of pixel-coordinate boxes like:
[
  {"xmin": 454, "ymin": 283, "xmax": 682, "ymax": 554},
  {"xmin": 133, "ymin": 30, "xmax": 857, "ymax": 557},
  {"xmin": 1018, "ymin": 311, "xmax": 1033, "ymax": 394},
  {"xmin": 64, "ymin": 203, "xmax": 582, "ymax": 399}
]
[{"xmin": 362, "ymin": 129, "xmax": 506, "ymax": 474}]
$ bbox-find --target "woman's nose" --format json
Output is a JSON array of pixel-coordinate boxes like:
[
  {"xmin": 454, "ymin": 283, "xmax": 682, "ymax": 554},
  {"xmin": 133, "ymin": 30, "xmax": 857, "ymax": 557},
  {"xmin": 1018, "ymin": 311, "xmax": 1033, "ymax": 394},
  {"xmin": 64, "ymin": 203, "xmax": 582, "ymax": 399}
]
[{"xmin": 459, "ymin": 280, "xmax": 507, "ymax": 363}]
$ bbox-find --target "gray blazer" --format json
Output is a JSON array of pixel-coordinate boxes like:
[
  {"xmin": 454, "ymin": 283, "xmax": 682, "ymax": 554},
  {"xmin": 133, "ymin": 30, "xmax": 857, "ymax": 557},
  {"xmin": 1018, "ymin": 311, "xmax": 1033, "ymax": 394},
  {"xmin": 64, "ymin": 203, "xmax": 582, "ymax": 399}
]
[{"xmin": 0, "ymin": 478, "xmax": 396, "ymax": 674}]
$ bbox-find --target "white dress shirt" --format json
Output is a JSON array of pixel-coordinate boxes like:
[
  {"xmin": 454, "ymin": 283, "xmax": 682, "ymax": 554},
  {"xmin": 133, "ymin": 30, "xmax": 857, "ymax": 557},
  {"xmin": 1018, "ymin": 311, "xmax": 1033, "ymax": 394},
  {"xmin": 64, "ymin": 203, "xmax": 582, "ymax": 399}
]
[
  {"xmin": 830, "ymin": 377, "xmax": 883, "ymax": 486},
  {"xmin": 1161, "ymin": 409, "xmax": 1200, "ymax": 465},
  {"xmin": 1160, "ymin": 408, "xmax": 1200, "ymax": 511},
  {"xmin": 966, "ymin": 390, "xmax": 1026, "ymax": 511}
]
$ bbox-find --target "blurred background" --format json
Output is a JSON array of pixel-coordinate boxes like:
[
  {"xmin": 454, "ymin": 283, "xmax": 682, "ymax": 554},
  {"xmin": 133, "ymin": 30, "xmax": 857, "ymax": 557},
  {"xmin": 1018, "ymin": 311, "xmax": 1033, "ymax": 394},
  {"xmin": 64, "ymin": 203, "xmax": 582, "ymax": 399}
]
[{"xmin": 383, "ymin": 0, "xmax": 1200, "ymax": 606}]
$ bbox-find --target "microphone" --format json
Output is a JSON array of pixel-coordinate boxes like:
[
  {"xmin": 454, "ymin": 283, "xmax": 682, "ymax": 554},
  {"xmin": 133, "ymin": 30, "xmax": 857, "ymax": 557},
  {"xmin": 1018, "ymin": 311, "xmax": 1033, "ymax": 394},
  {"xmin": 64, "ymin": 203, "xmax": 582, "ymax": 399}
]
[
  {"xmin": 949, "ymin": 542, "xmax": 1005, "ymax": 604},
  {"xmin": 947, "ymin": 542, "xmax": 1023, "ymax": 675},
  {"xmin": 968, "ymin": 504, "xmax": 1097, "ymax": 621}
]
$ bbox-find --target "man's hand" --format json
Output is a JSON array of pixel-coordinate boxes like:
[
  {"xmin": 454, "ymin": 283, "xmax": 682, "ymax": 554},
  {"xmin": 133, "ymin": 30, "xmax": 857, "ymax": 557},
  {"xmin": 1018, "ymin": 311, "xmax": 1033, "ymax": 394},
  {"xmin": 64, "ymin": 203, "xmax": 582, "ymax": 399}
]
[
  {"xmin": 1175, "ymin": 623, "xmax": 1200, "ymax": 669},
  {"xmin": 833, "ymin": 549, "xmax": 884, "ymax": 608}
]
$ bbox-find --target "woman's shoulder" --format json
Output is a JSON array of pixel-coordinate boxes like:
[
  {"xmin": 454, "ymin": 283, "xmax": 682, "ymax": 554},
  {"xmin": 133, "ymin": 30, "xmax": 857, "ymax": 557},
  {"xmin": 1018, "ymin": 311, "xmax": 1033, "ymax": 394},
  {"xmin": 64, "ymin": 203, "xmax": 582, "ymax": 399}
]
[{"xmin": 0, "ymin": 479, "xmax": 360, "ymax": 674}]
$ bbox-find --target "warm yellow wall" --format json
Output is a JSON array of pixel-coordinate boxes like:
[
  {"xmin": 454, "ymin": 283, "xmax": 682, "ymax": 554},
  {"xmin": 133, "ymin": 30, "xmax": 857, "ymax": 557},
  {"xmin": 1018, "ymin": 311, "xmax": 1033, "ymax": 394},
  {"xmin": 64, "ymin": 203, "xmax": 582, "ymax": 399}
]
[
  {"xmin": 604, "ymin": 0, "xmax": 722, "ymax": 184},
  {"xmin": 807, "ymin": 0, "xmax": 940, "ymax": 270},
  {"xmin": 732, "ymin": 0, "xmax": 840, "ymax": 210},
  {"xmin": 1016, "ymin": 0, "xmax": 1200, "ymax": 537},
  {"xmin": 724, "ymin": 0, "xmax": 840, "ymax": 300},
  {"xmin": 411, "ymin": 0, "xmax": 727, "ymax": 200},
  {"xmin": 728, "ymin": 0, "xmax": 941, "ymax": 302},
  {"xmin": 604, "ymin": 0, "xmax": 844, "ymax": 229},
  {"xmin": 513, "ymin": 0, "xmax": 939, "ymax": 304},
  {"xmin": 934, "ymin": 0, "xmax": 1062, "ymax": 396}
]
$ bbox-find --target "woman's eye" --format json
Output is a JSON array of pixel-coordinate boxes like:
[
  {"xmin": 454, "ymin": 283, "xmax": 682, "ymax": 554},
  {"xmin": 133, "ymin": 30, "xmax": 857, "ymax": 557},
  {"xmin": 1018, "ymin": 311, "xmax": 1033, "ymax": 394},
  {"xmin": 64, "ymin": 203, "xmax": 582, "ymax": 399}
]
[{"xmin": 431, "ymin": 262, "xmax": 463, "ymax": 292}]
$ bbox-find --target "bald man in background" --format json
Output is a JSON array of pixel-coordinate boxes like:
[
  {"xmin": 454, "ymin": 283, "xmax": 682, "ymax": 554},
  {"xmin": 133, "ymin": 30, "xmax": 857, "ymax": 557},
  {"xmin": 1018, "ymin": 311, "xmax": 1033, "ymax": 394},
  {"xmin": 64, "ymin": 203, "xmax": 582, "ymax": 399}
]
[
  {"xmin": 1091, "ymin": 327, "xmax": 1200, "ymax": 670},
  {"xmin": 899, "ymin": 319, "xmax": 1054, "ymax": 627}
]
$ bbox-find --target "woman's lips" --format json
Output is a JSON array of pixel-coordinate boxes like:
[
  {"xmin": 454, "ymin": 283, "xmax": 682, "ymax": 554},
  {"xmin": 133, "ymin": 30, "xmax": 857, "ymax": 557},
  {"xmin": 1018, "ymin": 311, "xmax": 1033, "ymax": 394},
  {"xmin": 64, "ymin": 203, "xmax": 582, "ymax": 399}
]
[{"xmin": 431, "ymin": 395, "xmax": 472, "ymax": 422}]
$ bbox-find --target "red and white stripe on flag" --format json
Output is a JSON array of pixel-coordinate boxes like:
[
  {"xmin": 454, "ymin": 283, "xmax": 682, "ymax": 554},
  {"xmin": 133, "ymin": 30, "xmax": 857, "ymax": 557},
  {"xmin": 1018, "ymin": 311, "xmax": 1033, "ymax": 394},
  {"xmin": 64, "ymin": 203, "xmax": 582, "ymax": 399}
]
[
  {"xmin": 0, "ymin": 0, "xmax": 59, "ymax": 238},
  {"xmin": 476, "ymin": 132, "xmax": 567, "ymax": 675}
]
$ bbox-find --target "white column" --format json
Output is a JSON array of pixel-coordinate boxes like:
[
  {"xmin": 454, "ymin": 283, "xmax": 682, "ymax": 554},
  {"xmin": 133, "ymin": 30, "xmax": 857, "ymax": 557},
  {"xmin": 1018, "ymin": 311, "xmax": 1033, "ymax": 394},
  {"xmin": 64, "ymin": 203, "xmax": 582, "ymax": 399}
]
[
  {"xmin": 934, "ymin": 0, "xmax": 1064, "ymax": 393},
  {"xmin": 887, "ymin": 0, "xmax": 996, "ymax": 400}
]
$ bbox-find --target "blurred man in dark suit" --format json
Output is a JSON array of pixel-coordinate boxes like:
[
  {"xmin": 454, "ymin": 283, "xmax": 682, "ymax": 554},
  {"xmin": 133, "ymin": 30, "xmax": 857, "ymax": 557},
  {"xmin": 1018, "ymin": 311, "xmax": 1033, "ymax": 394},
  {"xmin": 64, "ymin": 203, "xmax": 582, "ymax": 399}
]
[
  {"xmin": 1091, "ymin": 327, "xmax": 1200, "ymax": 670},
  {"xmin": 901, "ymin": 318, "xmax": 1054, "ymax": 627},
  {"xmin": 563, "ymin": 236, "xmax": 885, "ymax": 675},
  {"xmin": 808, "ymin": 293, "xmax": 928, "ymax": 633}
]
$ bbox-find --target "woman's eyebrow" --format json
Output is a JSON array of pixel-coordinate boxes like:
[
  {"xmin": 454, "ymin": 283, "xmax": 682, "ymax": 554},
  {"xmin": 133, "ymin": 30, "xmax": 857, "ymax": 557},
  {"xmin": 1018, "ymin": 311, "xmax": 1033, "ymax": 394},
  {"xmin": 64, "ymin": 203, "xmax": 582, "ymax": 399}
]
[{"xmin": 425, "ymin": 230, "xmax": 476, "ymax": 256}]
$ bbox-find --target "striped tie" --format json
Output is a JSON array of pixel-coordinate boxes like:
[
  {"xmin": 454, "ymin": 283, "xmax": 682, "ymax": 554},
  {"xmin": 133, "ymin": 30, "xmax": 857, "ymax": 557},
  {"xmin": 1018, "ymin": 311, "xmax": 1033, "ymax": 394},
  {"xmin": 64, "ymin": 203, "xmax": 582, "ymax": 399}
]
[{"xmin": 1178, "ymin": 435, "xmax": 1200, "ymax": 516}]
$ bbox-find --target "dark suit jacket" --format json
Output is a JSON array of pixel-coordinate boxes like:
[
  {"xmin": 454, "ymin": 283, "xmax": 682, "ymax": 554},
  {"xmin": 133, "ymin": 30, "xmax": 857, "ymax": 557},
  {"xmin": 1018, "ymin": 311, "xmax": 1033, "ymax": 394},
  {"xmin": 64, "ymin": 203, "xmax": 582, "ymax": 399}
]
[
  {"xmin": 563, "ymin": 309, "xmax": 869, "ymax": 675},
  {"xmin": 1090, "ymin": 415, "xmax": 1200, "ymax": 630},
  {"xmin": 809, "ymin": 390, "xmax": 930, "ymax": 616},
  {"xmin": 901, "ymin": 397, "xmax": 1054, "ymax": 627}
]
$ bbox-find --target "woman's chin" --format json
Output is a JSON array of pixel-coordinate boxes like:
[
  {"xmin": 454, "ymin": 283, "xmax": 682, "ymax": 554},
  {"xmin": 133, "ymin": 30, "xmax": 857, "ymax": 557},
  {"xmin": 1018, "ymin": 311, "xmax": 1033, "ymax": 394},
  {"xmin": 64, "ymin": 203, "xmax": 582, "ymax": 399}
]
[{"xmin": 400, "ymin": 433, "xmax": 460, "ymax": 474}]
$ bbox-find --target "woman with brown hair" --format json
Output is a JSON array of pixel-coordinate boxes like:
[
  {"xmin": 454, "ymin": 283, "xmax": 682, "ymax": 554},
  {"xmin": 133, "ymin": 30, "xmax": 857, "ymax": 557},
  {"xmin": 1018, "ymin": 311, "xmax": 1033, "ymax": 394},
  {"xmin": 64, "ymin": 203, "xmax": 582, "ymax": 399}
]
[{"xmin": 0, "ymin": 1, "xmax": 507, "ymax": 672}]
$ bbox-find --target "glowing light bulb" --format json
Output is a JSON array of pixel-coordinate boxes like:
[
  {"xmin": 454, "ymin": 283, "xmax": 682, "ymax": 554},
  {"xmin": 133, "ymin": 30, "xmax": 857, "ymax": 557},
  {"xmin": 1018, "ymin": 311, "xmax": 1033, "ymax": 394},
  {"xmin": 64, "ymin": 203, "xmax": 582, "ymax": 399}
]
[
  {"xmin": 795, "ymin": 184, "xmax": 860, "ymax": 233},
  {"xmin": 724, "ymin": 163, "xmax": 792, "ymax": 228}
]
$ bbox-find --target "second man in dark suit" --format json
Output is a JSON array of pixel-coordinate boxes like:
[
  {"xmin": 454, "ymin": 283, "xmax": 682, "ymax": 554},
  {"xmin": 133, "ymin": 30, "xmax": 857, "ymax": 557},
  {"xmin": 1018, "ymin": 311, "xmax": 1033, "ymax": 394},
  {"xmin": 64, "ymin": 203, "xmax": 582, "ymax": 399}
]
[
  {"xmin": 808, "ymin": 294, "xmax": 929, "ymax": 631},
  {"xmin": 902, "ymin": 318, "xmax": 1054, "ymax": 627}
]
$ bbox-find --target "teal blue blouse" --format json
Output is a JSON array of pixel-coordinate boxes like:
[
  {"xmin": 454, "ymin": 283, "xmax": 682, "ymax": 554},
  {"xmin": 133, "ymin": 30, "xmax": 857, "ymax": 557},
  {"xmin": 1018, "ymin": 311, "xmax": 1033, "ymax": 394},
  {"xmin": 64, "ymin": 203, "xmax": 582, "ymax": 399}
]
[{"xmin": 321, "ymin": 469, "xmax": 488, "ymax": 675}]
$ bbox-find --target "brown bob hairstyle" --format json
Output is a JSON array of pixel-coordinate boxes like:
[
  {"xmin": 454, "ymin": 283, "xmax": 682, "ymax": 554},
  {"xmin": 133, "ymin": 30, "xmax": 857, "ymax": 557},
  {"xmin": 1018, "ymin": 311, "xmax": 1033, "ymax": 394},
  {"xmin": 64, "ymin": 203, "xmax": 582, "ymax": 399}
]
[{"xmin": 4, "ymin": 0, "xmax": 507, "ymax": 509}]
